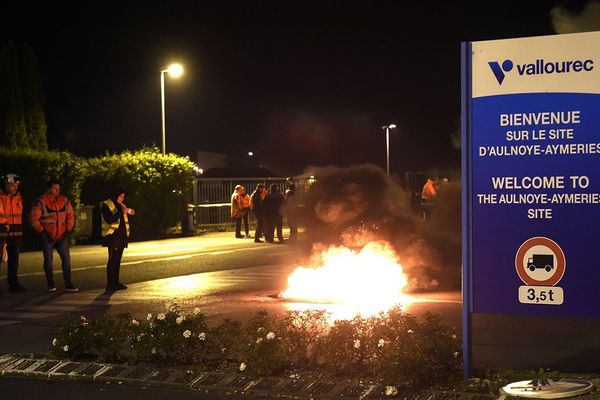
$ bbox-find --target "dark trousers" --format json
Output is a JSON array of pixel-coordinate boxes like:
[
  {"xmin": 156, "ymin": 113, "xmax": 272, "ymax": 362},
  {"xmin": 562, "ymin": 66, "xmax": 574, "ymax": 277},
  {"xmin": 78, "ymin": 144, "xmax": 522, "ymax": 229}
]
[
  {"xmin": 253, "ymin": 211, "xmax": 264, "ymax": 239},
  {"xmin": 107, "ymin": 247, "xmax": 124, "ymax": 288},
  {"xmin": 234, "ymin": 217, "xmax": 242, "ymax": 237},
  {"xmin": 288, "ymin": 217, "xmax": 298, "ymax": 238},
  {"xmin": 42, "ymin": 235, "xmax": 72, "ymax": 288},
  {"xmin": 242, "ymin": 210, "xmax": 249, "ymax": 235},
  {"xmin": 265, "ymin": 215, "xmax": 283, "ymax": 242},
  {"xmin": 6, "ymin": 245, "xmax": 20, "ymax": 287}
]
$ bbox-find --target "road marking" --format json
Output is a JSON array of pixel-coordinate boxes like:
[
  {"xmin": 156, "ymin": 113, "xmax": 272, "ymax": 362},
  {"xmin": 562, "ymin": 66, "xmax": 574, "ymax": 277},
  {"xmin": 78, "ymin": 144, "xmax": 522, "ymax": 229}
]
[
  {"xmin": 18, "ymin": 246, "xmax": 270, "ymax": 277},
  {"xmin": 0, "ymin": 320, "xmax": 19, "ymax": 327}
]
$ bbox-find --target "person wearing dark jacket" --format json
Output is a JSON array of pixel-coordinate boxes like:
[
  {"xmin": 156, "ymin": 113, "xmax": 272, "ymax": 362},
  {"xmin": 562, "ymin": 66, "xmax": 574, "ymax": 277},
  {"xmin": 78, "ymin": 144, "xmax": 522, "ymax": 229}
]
[
  {"xmin": 101, "ymin": 188, "xmax": 135, "ymax": 292},
  {"xmin": 250, "ymin": 184, "xmax": 265, "ymax": 243},
  {"xmin": 263, "ymin": 184, "xmax": 285, "ymax": 243},
  {"xmin": 284, "ymin": 177, "xmax": 298, "ymax": 240}
]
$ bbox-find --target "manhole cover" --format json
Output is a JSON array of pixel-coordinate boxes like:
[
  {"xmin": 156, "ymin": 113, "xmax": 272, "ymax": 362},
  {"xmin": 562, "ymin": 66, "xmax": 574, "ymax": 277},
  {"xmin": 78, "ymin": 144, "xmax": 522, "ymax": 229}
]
[{"xmin": 500, "ymin": 379, "xmax": 594, "ymax": 399}]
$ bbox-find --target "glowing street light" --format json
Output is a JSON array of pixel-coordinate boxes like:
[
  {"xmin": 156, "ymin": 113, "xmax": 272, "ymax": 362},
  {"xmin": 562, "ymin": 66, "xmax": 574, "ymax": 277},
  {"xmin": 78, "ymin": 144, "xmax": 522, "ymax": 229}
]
[
  {"xmin": 382, "ymin": 124, "xmax": 397, "ymax": 176},
  {"xmin": 160, "ymin": 63, "xmax": 184, "ymax": 155}
]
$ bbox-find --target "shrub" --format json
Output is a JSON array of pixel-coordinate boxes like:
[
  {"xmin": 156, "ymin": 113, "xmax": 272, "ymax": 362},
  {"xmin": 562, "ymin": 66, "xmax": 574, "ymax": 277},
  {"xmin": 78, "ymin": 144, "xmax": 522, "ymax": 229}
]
[
  {"xmin": 49, "ymin": 305, "xmax": 462, "ymax": 388},
  {"xmin": 0, "ymin": 148, "xmax": 85, "ymax": 248},
  {"xmin": 81, "ymin": 147, "xmax": 195, "ymax": 239}
]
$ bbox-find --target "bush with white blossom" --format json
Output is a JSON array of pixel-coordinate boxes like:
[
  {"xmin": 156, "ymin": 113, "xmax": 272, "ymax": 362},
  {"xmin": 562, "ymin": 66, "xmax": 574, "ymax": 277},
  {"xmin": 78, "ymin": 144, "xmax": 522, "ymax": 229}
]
[{"xmin": 49, "ymin": 305, "xmax": 461, "ymax": 388}]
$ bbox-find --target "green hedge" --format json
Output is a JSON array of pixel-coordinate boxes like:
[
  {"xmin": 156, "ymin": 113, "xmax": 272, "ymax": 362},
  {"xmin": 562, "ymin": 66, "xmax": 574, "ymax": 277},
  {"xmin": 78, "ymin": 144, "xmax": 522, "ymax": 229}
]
[
  {"xmin": 0, "ymin": 146, "xmax": 196, "ymax": 246},
  {"xmin": 81, "ymin": 147, "xmax": 195, "ymax": 240},
  {"xmin": 0, "ymin": 148, "xmax": 84, "ymax": 248}
]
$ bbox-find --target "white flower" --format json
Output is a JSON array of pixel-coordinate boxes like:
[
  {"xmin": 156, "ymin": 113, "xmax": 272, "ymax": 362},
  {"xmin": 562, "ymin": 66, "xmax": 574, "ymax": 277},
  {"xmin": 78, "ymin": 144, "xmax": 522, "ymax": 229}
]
[
  {"xmin": 176, "ymin": 316, "xmax": 184, "ymax": 325},
  {"xmin": 221, "ymin": 347, "xmax": 227, "ymax": 353},
  {"xmin": 407, "ymin": 329, "xmax": 414, "ymax": 334},
  {"xmin": 146, "ymin": 313, "xmax": 152, "ymax": 321},
  {"xmin": 62, "ymin": 345, "xmax": 69, "ymax": 352},
  {"xmin": 183, "ymin": 330, "xmax": 192, "ymax": 338},
  {"xmin": 157, "ymin": 313, "xmax": 166, "ymax": 320},
  {"xmin": 353, "ymin": 339, "xmax": 361, "ymax": 349},
  {"xmin": 452, "ymin": 334, "xmax": 458, "ymax": 340},
  {"xmin": 151, "ymin": 347, "xmax": 157, "ymax": 354},
  {"xmin": 385, "ymin": 386, "xmax": 398, "ymax": 396},
  {"xmin": 131, "ymin": 319, "xmax": 139, "ymax": 326},
  {"xmin": 198, "ymin": 332, "xmax": 206, "ymax": 341},
  {"xmin": 52, "ymin": 338, "xmax": 58, "ymax": 346},
  {"xmin": 257, "ymin": 327, "xmax": 264, "ymax": 333},
  {"xmin": 256, "ymin": 337, "xmax": 263, "ymax": 344},
  {"xmin": 289, "ymin": 374, "xmax": 300, "ymax": 379},
  {"xmin": 80, "ymin": 315, "xmax": 87, "ymax": 321},
  {"xmin": 193, "ymin": 307, "xmax": 201, "ymax": 315},
  {"xmin": 266, "ymin": 332, "xmax": 275, "ymax": 340},
  {"xmin": 453, "ymin": 351, "xmax": 460, "ymax": 358},
  {"xmin": 378, "ymin": 339, "xmax": 385, "ymax": 348},
  {"xmin": 165, "ymin": 302, "xmax": 173, "ymax": 311},
  {"xmin": 239, "ymin": 362, "xmax": 246, "ymax": 372}
]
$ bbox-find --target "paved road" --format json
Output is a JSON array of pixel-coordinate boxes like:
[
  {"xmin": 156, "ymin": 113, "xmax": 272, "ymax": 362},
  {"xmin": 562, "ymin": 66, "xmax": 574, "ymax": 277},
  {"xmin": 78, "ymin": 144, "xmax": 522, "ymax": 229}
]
[
  {"xmin": 0, "ymin": 376, "xmax": 252, "ymax": 399},
  {"xmin": 0, "ymin": 231, "xmax": 461, "ymax": 356}
]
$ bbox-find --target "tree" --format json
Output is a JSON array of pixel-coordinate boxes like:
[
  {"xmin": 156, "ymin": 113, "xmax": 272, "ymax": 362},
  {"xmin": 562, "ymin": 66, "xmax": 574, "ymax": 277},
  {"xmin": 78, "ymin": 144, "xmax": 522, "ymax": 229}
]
[
  {"xmin": 0, "ymin": 41, "xmax": 28, "ymax": 148},
  {"xmin": 20, "ymin": 43, "xmax": 48, "ymax": 150},
  {"xmin": 0, "ymin": 41, "xmax": 48, "ymax": 150}
]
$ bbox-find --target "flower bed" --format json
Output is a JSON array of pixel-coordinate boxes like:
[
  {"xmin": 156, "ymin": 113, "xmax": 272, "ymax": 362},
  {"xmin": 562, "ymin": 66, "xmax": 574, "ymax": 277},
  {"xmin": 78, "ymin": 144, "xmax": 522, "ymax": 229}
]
[{"xmin": 49, "ymin": 305, "xmax": 462, "ymax": 388}]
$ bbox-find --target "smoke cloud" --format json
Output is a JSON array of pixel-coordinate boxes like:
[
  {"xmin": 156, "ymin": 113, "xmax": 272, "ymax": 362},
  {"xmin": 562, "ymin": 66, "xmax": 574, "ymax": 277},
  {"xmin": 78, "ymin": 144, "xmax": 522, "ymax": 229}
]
[
  {"xmin": 287, "ymin": 164, "xmax": 461, "ymax": 291},
  {"xmin": 551, "ymin": 1, "xmax": 600, "ymax": 34}
]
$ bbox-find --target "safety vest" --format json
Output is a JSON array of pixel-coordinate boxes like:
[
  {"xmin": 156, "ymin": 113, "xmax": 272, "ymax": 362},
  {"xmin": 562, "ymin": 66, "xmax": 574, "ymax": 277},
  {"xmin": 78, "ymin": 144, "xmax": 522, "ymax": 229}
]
[
  {"xmin": 30, "ymin": 194, "xmax": 74, "ymax": 242},
  {"xmin": 0, "ymin": 192, "xmax": 23, "ymax": 240},
  {"xmin": 101, "ymin": 199, "xmax": 130, "ymax": 237}
]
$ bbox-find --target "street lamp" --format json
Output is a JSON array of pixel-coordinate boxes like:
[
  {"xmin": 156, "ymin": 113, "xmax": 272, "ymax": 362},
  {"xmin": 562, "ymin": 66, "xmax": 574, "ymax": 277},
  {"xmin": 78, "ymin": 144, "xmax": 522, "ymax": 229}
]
[
  {"xmin": 382, "ymin": 123, "xmax": 397, "ymax": 176},
  {"xmin": 160, "ymin": 63, "xmax": 184, "ymax": 155}
]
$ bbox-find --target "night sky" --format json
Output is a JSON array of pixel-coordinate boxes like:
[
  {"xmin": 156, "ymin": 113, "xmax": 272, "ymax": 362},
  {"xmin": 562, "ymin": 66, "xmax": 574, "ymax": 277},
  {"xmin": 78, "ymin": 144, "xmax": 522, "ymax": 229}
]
[{"xmin": 2, "ymin": 1, "xmax": 593, "ymax": 175}]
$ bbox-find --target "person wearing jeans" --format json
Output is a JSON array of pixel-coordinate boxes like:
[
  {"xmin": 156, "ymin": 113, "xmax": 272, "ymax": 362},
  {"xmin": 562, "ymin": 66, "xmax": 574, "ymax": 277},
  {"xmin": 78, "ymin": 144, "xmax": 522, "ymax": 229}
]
[{"xmin": 30, "ymin": 179, "xmax": 78, "ymax": 292}]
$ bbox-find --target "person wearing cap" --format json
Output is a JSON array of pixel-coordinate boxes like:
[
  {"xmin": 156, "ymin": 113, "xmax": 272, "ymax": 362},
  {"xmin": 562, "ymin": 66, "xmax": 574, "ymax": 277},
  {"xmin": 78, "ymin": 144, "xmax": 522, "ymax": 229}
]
[
  {"xmin": 101, "ymin": 188, "xmax": 135, "ymax": 292},
  {"xmin": 231, "ymin": 185, "xmax": 244, "ymax": 238},
  {"xmin": 30, "ymin": 179, "xmax": 78, "ymax": 292},
  {"xmin": 0, "ymin": 173, "xmax": 27, "ymax": 293}
]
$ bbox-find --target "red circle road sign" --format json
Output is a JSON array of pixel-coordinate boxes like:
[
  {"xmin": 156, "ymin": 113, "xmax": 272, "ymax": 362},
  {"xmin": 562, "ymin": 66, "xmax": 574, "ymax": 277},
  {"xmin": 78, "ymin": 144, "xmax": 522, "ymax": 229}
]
[{"xmin": 515, "ymin": 236, "xmax": 566, "ymax": 286}]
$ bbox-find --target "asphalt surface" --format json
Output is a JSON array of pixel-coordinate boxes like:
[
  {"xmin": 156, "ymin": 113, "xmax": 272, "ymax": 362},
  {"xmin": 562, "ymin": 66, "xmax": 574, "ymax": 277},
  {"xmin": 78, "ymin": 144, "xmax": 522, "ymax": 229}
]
[
  {"xmin": 0, "ymin": 376, "xmax": 252, "ymax": 399},
  {"xmin": 0, "ymin": 231, "xmax": 461, "ymax": 356}
]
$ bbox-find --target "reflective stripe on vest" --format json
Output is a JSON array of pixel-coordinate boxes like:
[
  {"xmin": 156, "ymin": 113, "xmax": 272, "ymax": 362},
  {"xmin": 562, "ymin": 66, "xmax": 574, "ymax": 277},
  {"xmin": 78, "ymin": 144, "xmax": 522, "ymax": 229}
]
[{"xmin": 101, "ymin": 199, "xmax": 130, "ymax": 237}]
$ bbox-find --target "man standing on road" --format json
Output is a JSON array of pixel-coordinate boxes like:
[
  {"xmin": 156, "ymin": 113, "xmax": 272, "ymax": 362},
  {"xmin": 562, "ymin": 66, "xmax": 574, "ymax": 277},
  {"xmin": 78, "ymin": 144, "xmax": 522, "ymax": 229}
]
[
  {"xmin": 284, "ymin": 177, "xmax": 298, "ymax": 240},
  {"xmin": 30, "ymin": 179, "xmax": 78, "ymax": 293},
  {"xmin": 231, "ymin": 185, "xmax": 244, "ymax": 238},
  {"xmin": 250, "ymin": 183, "xmax": 265, "ymax": 243},
  {"xmin": 0, "ymin": 173, "xmax": 27, "ymax": 293},
  {"xmin": 101, "ymin": 188, "xmax": 135, "ymax": 292},
  {"xmin": 263, "ymin": 184, "xmax": 285, "ymax": 243}
]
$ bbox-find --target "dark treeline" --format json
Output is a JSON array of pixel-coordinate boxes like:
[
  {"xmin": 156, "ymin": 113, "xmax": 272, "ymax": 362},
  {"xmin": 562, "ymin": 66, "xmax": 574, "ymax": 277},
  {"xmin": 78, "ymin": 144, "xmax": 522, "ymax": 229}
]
[{"xmin": 0, "ymin": 41, "xmax": 47, "ymax": 150}]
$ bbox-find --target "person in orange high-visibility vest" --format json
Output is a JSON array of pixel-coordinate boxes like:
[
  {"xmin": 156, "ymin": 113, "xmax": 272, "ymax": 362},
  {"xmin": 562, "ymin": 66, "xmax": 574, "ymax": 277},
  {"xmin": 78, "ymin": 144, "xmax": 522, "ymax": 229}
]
[
  {"xmin": 0, "ymin": 173, "xmax": 26, "ymax": 294},
  {"xmin": 30, "ymin": 179, "xmax": 78, "ymax": 293},
  {"xmin": 239, "ymin": 186, "xmax": 251, "ymax": 238},
  {"xmin": 231, "ymin": 185, "xmax": 244, "ymax": 238}
]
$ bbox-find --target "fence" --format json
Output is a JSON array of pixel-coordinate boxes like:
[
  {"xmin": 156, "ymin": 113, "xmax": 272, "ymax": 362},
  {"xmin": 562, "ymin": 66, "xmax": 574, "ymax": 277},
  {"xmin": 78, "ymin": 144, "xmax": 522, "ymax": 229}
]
[{"xmin": 192, "ymin": 176, "xmax": 314, "ymax": 228}]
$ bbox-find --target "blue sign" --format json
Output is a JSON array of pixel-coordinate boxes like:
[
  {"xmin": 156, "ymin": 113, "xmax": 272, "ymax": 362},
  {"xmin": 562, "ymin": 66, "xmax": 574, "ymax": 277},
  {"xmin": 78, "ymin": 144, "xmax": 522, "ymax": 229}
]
[{"xmin": 463, "ymin": 31, "xmax": 600, "ymax": 319}]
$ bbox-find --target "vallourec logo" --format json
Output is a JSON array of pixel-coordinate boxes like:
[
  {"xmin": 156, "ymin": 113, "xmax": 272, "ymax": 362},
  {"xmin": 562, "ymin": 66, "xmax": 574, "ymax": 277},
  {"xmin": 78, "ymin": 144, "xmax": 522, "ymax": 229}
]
[{"xmin": 488, "ymin": 58, "xmax": 594, "ymax": 85}]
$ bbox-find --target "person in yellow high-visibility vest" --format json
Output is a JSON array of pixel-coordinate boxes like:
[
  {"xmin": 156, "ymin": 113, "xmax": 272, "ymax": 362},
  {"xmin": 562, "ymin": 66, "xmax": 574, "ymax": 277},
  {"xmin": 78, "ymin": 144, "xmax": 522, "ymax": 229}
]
[{"xmin": 101, "ymin": 188, "xmax": 135, "ymax": 292}]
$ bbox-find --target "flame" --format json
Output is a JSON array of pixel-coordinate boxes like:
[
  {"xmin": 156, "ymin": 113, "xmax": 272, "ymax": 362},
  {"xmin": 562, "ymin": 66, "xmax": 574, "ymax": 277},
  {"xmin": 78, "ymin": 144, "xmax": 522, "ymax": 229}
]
[{"xmin": 281, "ymin": 241, "xmax": 409, "ymax": 319}]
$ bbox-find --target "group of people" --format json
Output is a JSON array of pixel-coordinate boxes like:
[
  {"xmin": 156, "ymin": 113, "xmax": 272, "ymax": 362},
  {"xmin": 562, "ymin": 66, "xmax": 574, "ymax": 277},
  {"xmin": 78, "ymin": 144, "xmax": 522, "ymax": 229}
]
[
  {"xmin": 230, "ymin": 177, "xmax": 298, "ymax": 243},
  {"xmin": 0, "ymin": 173, "xmax": 134, "ymax": 294}
]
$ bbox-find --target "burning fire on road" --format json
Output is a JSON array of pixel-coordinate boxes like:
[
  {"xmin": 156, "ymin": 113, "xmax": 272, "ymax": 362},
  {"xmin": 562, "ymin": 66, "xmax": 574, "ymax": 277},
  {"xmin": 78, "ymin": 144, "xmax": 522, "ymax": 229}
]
[{"xmin": 281, "ymin": 239, "xmax": 411, "ymax": 319}]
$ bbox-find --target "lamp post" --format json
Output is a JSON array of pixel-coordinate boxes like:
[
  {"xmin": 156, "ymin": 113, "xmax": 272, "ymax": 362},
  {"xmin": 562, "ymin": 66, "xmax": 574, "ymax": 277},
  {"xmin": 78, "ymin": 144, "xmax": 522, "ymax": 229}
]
[
  {"xmin": 382, "ymin": 124, "xmax": 397, "ymax": 176},
  {"xmin": 160, "ymin": 63, "xmax": 184, "ymax": 155}
]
